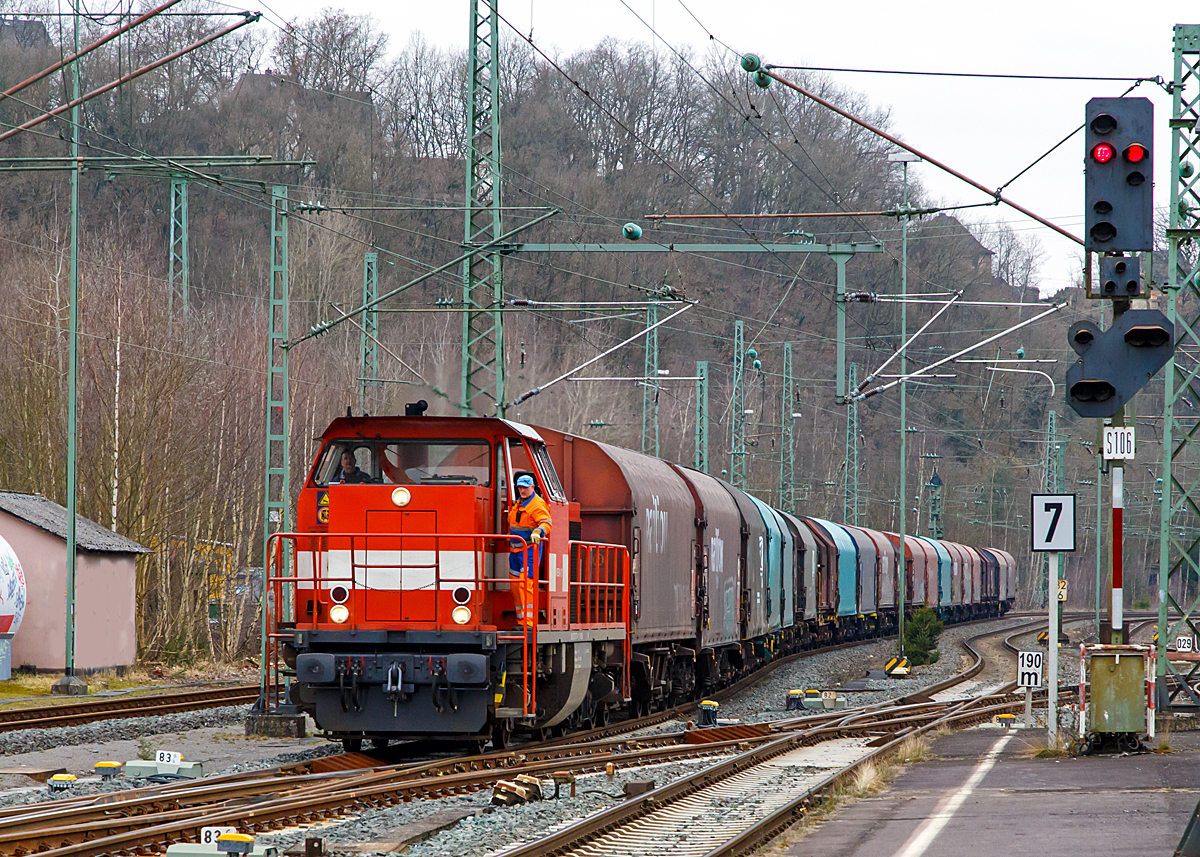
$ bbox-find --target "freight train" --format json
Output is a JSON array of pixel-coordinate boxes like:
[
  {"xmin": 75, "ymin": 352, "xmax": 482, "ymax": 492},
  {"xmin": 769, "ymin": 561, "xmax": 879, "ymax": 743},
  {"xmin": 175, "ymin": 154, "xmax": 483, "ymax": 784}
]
[{"xmin": 264, "ymin": 411, "xmax": 1016, "ymax": 750}]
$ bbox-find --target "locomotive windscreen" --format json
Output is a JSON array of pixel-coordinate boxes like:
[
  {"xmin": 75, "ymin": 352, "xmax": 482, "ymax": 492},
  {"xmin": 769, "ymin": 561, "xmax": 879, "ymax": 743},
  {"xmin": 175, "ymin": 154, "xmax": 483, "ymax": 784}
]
[{"xmin": 313, "ymin": 439, "xmax": 491, "ymax": 486}]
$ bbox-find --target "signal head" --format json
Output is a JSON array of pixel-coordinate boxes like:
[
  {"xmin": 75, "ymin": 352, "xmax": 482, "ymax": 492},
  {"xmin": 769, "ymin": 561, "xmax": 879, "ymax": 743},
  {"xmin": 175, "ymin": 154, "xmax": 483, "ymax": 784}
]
[
  {"xmin": 1084, "ymin": 97, "xmax": 1153, "ymax": 255},
  {"xmin": 1123, "ymin": 143, "xmax": 1148, "ymax": 163},
  {"xmin": 1089, "ymin": 112, "xmax": 1118, "ymax": 135},
  {"xmin": 1092, "ymin": 142, "xmax": 1116, "ymax": 164}
]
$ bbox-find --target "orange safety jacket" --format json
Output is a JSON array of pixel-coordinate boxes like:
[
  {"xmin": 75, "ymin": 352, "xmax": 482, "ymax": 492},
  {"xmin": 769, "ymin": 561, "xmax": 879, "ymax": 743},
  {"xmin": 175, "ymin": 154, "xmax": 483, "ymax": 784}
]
[{"xmin": 508, "ymin": 492, "xmax": 552, "ymax": 552}]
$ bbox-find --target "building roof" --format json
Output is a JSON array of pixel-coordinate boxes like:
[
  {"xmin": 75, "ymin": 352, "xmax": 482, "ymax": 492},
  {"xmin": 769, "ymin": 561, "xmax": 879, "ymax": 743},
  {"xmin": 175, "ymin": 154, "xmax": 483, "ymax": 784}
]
[{"xmin": 0, "ymin": 493, "xmax": 149, "ymax": 554}]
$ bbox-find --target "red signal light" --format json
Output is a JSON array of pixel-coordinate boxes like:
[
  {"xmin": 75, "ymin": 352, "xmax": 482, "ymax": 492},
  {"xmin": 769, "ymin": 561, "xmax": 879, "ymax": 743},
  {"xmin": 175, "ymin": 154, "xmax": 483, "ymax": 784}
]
[
  {"xmin": 1124, "ymin": 143, "xmax": 1147, "ymax": 163},
  {"xmin": 1092, "ymin": 142, "xmax": 1116, "ymax": 163}
]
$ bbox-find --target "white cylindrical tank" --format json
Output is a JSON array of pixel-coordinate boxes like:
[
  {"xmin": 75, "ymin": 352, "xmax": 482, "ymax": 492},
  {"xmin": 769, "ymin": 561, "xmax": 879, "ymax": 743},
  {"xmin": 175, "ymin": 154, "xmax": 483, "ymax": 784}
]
[{"xmin": 0, "ymin": 533, "xmax": 26, "ymax": 636}]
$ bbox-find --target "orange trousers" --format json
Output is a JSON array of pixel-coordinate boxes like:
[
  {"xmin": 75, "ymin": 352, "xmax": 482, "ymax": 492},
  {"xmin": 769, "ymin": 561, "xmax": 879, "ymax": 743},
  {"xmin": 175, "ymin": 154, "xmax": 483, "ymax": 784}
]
[{"xmin": 511, "ymin": 574, "xmax": 536, "ymax": 627}]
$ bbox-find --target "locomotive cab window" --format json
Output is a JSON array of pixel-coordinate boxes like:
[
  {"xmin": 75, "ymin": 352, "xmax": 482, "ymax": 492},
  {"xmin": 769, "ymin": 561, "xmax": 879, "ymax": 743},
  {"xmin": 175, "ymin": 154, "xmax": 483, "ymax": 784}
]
[
  {"xmin": 506, "ymin": 438, "xmax": 566, "ymax": 503},
  {"xmin": 315, "ymin": 443, "xmax": 375, "ymax": 485},
  {"xmin": 380, "ymin": 439, "xmax": 490, "ymax": 486},
  {"xmin": 312, "ymin": 439, "xmax": 491, "ymax": 486}
]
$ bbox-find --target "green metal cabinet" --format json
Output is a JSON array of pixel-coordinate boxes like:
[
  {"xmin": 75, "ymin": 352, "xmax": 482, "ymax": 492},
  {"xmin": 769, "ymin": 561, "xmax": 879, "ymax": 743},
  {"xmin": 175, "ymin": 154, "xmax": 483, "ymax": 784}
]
[{"xmin": 1088, "ymin": 652, "xmax": 1146, "ymax": 733}]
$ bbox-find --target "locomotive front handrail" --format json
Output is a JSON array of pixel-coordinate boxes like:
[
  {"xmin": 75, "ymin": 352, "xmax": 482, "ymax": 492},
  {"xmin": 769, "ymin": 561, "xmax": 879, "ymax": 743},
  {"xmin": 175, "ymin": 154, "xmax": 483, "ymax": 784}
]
[{"xmin": 261, "ymin": 531, "xmax": 631, "ymax": 719}]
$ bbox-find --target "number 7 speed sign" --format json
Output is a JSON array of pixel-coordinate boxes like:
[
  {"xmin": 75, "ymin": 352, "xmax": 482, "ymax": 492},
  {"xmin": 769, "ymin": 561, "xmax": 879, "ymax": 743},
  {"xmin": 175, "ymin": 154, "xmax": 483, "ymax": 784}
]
[{"xmin": 1031, "ymin": 494, "xmax": 1076, "ymax": 552}]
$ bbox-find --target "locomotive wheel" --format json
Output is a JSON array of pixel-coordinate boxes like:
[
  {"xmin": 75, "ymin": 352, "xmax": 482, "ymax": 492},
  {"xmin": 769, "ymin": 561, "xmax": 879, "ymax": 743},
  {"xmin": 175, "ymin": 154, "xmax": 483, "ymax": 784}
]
[
  {"xmin": 342, "ymin": 738, "xmax": 363, "ymax": 753},
  {"xmin": 491, "ymin": 722, "xmax": 511, "ymax": 750}
]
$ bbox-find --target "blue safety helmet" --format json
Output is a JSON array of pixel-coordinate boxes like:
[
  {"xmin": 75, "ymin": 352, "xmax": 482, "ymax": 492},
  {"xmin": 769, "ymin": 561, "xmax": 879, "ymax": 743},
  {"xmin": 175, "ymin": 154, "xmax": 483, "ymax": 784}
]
[{"xmin": 516, "ymin": 475, "xmax": 535, "ymax": 488}]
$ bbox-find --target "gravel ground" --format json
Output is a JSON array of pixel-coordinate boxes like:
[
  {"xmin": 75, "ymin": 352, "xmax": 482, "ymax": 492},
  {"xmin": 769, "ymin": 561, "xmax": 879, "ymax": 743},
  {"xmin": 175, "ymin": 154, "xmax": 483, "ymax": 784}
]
[
  {"xmin": 0, "ymin": 729, "xmax": 342, "ymax": 809},
  {"xmin": 213, "ymin": 740, "xmax": 342, "ymax": 777},
  {"xmin": 261, "ymin": 755, "xmax": 736, "ymax": 857},
  {"xmin": 716, "ymin": 616, "xmax": 1035, "ymax": 724}
]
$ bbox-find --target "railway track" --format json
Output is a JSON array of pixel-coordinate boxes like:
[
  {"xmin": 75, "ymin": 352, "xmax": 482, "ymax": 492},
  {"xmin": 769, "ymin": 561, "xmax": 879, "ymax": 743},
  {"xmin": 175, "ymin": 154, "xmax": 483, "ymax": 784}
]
[
  {"xmin": 0, "ymin": 684, "xmax": 259, "ymax": 733},
  {"xmin": 497, "ymin": 616, "xmax": 1167, "ymax": 857},
  {"xmin": 489, "ymin": 620, "xmax": 1059, "ymax": 857},
  {"xmin": 0, "ymin": 618, "xmax": 1045, "ymax": 857}
]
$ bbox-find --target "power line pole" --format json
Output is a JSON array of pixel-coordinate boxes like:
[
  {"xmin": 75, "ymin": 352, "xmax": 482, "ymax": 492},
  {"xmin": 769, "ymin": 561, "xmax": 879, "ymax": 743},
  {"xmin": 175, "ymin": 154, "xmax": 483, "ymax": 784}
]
[
  {"xmin": 53, "ymin": 2, "xmax": 86, "ymax": 696},
  {"xmin": 780, "ymin": 343, "xmax": 796, "ymax": 512},
  {"xmin": 359, "ymin": 251, "xmax": 379, "ymax": 414},
  {"xmin": 168, "ymin": 177, "xmax": 188, "ymax": 315},
  {"xmin": 928, "ymin": 469, "xmax": 944, "ymax": 539},
  {"xmin": 730, "ymin": 320, "xmax": 747, "ymax": 488},
  {"xmin": 258, "ymin": 185, "xmax": 290, "ymax": 709},
  {"xmin": 642, "ymin": 300, "xmax": 659, "ymax": 457},
  {"xmin": 1157, "ymin": 23, "xmax": 1200, "ymax": 710},
  {"xmin": 843, "ymin": 362, "xmax": 860, "ymax": 524},
  {"xmin": 695, "ymin": 360, "xmax": 709, "ymax": 474},
  {"xmin": 1037, "ymin": 409, "xmax": 1061, "ymax": 609},
  {"xmin": 892, "ymin": 151, "xmax": 919, "ymax": 656},
  {"xmin": 461, "ymin": 0, "xmax": 506, "ymax": 417}
]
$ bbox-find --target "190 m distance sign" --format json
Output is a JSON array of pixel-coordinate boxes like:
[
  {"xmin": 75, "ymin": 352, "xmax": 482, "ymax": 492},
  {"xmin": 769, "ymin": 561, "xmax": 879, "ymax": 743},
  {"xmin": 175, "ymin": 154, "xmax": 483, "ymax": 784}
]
[{"xmin": 1031, "ymin": 494, "xmax": 1076, "ymax": 552}]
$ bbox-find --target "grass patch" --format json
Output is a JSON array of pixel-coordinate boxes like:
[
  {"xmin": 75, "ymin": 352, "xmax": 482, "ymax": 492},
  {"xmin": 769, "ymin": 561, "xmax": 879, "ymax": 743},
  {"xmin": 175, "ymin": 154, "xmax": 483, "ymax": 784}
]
[
  {"xmin": 849, "ymin": 761, "xmax": 885, "ymax": 797},
  {"xmin": 1017, "ymin": 735, "xmax": 1071, "ymax": 759},
  {"xmin": 0, "ymin": 661, "xmax": 253, "ymax": 710},
  {"xmin": 896, "ymin": 734, "xmax": 933, "ymax": 763},
  {"xmin": 1154, "ymin": 720, "xmax": 1174, "ymax": 753}
]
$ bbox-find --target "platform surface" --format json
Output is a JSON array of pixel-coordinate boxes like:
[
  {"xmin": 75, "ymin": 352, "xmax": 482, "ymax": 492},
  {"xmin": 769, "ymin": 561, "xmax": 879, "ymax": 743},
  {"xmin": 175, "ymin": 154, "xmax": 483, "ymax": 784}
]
[{"xmin": 784, "ymin": 725, "xmax": 1200, "ymax": 857}]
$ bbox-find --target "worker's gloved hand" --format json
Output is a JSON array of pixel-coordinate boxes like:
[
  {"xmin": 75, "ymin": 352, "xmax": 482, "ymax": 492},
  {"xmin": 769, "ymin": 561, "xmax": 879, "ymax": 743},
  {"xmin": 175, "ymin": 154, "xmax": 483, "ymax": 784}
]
[{"xmin": 531, "ymin": 530, "xmax": 543, "ymax": 544}]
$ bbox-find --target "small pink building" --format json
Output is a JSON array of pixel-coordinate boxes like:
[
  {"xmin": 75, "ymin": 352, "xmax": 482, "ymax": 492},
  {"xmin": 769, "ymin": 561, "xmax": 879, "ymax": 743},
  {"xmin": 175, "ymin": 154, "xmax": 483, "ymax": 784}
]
[{"xmin": 0, "ymin": 493, "xmax": 145, "ymax": 672}]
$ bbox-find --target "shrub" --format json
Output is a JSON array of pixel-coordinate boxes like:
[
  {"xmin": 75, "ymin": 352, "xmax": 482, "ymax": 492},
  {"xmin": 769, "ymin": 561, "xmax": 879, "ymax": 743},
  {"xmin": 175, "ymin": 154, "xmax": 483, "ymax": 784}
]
[{"xmin": 905, "ymin": 607, "xmax": 944, "ymax": 665}]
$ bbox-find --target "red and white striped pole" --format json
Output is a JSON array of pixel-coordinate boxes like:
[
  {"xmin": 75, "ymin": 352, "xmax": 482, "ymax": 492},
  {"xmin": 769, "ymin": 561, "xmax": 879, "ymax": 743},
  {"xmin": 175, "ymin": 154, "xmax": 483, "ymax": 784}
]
[{"xmin": 1112, "ymin": 464, "xmax": 1123, "ymax": 641}]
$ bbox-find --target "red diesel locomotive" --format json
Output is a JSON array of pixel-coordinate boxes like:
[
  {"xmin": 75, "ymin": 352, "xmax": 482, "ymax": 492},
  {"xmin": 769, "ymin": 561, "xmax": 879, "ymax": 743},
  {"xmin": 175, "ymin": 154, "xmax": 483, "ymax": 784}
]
[{"xmin": 262, "ymin": 410, "xmax": 1015, "ymax": 749}]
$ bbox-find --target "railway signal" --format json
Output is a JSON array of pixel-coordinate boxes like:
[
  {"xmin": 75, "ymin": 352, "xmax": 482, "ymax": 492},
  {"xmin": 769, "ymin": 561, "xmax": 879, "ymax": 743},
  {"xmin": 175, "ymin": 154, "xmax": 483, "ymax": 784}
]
[
  {"xmin": 1066, "ymin": 309, "xmax": 1174, "ymax": 418},
  {"xmin": 1085, "ymin": 97, "xmax": 1153, "ymax": 254}
]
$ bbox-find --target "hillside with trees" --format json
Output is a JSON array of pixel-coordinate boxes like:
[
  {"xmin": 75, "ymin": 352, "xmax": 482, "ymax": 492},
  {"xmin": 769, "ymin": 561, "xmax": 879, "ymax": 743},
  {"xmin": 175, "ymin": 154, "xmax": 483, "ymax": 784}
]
[{"xmin": 0, "ymin": 7, "xmax": 1144, "ymax": 662}]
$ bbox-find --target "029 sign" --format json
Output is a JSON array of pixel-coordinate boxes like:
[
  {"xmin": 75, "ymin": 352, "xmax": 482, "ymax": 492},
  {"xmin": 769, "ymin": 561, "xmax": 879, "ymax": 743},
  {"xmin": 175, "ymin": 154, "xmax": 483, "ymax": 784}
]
[{"xmin": 1103, "ymin": 426, "xmax": 1136, "ymax": 460}]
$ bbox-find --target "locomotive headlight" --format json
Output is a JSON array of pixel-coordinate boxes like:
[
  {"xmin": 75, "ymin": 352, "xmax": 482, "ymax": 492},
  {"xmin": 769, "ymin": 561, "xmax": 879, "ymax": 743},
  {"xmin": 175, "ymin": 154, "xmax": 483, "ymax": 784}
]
[
  {"xmin": 329, "ymin": 604, "xmax": 350, "ymax": 624},
  {"xmin": 452, "ymin": 605, "xmax": 472, "ymax": 625}
]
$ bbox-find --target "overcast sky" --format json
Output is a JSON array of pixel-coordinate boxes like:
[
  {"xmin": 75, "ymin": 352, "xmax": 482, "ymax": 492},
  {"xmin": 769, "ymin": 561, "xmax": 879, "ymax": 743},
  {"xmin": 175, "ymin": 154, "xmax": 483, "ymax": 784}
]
[{"xmin": 250, "ymin": 0, "xmax": 1186, "ymax": 295}]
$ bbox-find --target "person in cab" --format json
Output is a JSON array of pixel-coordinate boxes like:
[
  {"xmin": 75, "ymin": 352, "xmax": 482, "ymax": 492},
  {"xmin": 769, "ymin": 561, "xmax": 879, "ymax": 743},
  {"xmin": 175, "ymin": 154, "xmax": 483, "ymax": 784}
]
[{"xmin": 335, "ymin": 449, "xmax": 372, "ymax": 484}]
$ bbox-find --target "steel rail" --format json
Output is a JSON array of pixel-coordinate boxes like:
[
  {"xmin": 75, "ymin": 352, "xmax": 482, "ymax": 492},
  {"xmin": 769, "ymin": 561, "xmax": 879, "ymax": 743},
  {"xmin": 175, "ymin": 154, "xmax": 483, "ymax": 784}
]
[
  {"xmin": 487, "ymin": 620, "xmax": 1049, "ymax": 857},
  {"xmin": 0, "ymin": 616, "xmax": 1100, "ymax": 856},
  {"xmin": 0, "ymin": 684, "xmax": 258, "ymax": 732},
  {"xmin": 0, "ymin": 644, "xmax": 1020, "ymax": 855}
]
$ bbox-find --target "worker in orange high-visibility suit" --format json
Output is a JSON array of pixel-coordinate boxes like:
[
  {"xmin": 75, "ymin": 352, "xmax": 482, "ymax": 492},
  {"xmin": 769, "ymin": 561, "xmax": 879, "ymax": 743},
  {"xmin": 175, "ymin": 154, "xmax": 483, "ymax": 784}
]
[{"xmin": 508, "ymin": 474, "xmax": 551, "ymax": 630}]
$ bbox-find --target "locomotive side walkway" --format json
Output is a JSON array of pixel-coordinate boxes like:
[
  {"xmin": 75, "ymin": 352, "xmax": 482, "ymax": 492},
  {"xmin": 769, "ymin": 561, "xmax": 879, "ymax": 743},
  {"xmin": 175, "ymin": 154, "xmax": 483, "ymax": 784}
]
[{"xmin": 781, "ymin": 726, "xmax": 1200, "ymax": 857}]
